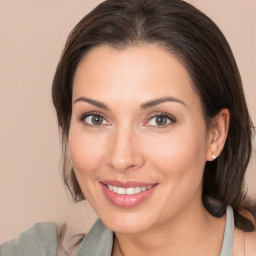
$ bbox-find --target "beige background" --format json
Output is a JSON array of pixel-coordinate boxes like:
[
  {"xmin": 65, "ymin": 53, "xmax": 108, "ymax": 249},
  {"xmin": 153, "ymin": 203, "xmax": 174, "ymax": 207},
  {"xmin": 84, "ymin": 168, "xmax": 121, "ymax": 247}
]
[{"xmin": 0, "ymin": 0, "xmax": 255, "ymax": 242}]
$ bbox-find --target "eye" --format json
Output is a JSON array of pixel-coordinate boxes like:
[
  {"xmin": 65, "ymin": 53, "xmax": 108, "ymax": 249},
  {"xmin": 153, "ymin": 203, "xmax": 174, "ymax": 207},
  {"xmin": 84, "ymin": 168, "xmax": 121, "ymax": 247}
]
[
  {"xmin": 81, "ymin": 113, "xmax": 109, "ymax": 126},
  {"xmin": 147, "ymin": 114, "xmax": 175, "ymax": 127}
]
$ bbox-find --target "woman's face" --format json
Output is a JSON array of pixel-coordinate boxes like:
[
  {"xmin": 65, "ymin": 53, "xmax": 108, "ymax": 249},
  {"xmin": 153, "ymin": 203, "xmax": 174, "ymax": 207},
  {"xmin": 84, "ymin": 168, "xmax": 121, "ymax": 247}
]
[{"xmin": 69, "ymin": 44, "xmax": 212, "ymax": 234}]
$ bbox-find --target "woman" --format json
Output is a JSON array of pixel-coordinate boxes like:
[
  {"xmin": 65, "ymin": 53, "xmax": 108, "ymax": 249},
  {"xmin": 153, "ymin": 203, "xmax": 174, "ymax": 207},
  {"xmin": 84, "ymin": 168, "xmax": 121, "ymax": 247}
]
[{"xmin": 1, "ymin": 0, "xmax": 255, "ymax": 255}]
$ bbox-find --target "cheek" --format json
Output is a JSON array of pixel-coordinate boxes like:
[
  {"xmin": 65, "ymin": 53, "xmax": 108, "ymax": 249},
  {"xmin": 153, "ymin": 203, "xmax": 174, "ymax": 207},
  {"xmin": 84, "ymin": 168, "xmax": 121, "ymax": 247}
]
[
  {"xmin": 144, "ymin": 123, "xmax": 208, "ymax": 180},
  {"xmin": 68, "ymin": 126, "xmax": 105, "ymax": 175}
]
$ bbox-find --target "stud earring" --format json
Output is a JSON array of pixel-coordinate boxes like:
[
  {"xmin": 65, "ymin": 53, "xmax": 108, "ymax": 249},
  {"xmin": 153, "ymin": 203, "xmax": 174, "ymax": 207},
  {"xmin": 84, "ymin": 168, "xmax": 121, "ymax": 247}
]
[{"xmin": 212, "ymin": 154, "xmax": 216, "ymax": 160}]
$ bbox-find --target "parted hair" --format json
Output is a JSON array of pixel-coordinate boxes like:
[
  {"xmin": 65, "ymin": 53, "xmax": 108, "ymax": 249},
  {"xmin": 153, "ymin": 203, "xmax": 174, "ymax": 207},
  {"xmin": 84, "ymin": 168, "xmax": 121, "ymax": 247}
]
[{"xmin": 52, "ymin": 0, "xmax": 255, "ymax": 231}]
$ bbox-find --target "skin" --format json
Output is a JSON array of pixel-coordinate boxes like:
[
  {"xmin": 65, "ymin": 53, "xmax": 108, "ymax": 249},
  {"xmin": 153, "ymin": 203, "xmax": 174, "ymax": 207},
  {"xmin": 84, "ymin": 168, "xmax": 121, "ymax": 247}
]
[{"xmin": 69, "ymin": 44, "xmax": 232, "ymax": 255}]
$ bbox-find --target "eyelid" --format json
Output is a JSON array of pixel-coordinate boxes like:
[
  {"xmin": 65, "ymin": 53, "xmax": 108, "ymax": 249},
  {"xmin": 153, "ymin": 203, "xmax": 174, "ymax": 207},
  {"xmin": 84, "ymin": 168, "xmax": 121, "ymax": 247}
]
[
  {"xmin": 144, "ymin": 112, "xmax": 176, "ymax": 127},
  {"xmin": 78, "ymin": 111, "xmax": 176, "ymax": 128},
  {"xmin": 79, "ymin": 111, "xmax": 110, "ymax": 126}
]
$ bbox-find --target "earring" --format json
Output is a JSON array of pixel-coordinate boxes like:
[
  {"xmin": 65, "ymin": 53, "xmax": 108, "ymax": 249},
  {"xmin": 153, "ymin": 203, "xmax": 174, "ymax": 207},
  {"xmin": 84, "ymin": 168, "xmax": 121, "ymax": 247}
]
[{"xmin": 212, "ymin": 154, "xmax": 216, "ymax": 160}]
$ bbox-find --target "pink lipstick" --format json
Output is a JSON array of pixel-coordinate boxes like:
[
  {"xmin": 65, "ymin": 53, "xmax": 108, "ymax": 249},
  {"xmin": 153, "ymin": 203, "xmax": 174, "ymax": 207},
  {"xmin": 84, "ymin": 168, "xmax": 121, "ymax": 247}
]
[{"xmin": 100, "ymin": 180, "xmax": 158, "ymax": 208}]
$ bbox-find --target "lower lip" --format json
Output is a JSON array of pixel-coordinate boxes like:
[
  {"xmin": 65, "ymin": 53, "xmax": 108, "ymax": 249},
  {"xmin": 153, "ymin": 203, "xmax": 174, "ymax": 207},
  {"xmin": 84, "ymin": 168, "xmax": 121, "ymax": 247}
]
[{"xmin": 100, "ymin": 183, "xmax": 157, "ymax": 208}]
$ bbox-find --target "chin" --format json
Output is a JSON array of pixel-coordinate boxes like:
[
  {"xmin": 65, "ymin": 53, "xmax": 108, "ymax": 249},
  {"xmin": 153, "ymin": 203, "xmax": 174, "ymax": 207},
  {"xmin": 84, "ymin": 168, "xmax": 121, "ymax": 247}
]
[
  {"xmin": 98, "ymin": 209, "xmax": 159, "ymax": 234},
  {"xmin": 107, "ymin": 219, "xmax": 153, "ymax": 234}
]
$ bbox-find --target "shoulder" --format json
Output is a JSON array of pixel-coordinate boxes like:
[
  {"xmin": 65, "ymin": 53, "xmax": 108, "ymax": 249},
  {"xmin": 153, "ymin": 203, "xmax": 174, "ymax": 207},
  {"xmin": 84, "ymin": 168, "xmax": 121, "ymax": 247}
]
[{"xmin": 0, "ymin": 222, "xmax": 58, "ymax": 256}]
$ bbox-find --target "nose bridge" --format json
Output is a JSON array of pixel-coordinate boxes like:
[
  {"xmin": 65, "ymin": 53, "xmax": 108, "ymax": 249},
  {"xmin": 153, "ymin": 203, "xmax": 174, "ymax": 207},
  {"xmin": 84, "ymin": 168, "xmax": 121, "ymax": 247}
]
[{"xmin": 107, "ymin": 122, "xmax": 144, "ymax": 172}]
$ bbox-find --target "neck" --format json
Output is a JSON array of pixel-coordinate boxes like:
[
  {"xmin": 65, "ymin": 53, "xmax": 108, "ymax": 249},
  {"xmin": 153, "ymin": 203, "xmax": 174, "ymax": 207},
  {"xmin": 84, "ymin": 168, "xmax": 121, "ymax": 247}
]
[{"xmin": 112, "ymin": 202, "xmax": 226, "ymax": 256}]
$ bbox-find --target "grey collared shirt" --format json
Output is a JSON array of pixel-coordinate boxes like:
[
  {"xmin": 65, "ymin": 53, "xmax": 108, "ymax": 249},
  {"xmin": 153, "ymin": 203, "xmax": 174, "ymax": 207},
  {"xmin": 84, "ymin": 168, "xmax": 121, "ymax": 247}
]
[{"xmin": 0, "ymin": 206, "xmax": 234, "ymax": 256}]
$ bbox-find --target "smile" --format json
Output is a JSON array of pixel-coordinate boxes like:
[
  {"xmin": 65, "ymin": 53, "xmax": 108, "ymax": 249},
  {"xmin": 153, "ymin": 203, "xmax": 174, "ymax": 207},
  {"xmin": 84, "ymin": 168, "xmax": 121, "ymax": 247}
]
[
  {"xmin": 100, "ymin": 181, "xmax": 158, "ymax": 208},
  {"xmin": 106, "ymin": 185, "xmax": 153, "ymax": 195}
]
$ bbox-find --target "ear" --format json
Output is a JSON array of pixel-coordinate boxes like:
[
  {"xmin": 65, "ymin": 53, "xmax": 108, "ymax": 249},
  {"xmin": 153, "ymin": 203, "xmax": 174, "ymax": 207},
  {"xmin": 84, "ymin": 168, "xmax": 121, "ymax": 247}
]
[{"xmin": 206, "ymin": 108, "xmax": 230, "ymax": 161}]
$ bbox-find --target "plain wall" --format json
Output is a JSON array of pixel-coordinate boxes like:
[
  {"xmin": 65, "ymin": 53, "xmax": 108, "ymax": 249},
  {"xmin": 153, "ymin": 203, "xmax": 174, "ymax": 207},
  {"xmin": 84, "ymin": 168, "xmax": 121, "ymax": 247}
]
[{"xmin": 0, "ymin": 0, "xmax": 255, "ymax": 242}]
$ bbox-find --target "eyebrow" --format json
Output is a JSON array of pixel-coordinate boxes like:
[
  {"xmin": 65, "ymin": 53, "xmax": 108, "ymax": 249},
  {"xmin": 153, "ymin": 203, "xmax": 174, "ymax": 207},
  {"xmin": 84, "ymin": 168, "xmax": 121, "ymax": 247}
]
[
  {"xmin": 141, "ymin": 97, "xmax": 187, "ymax": 109},
  {"xmin": 73, "ymin": 96, "xmax": 187, "ymax": 110},
  {"xmin": 73, "ymin": 97, "xmax": 110, "ymax": 110}
]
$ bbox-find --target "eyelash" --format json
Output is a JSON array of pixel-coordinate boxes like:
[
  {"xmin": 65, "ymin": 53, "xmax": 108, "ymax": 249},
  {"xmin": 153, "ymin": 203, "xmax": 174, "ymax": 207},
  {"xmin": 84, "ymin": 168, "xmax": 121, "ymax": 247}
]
[
  {"xmin": 79, "ymin": 112, "xmax": 110, "ymax": 128},
  {"xmin": 145, "ymin": 112, "xmax": 176, "ymax": 128},
  {"xmin": 79, "ymin": 112, "xmax": 176, "ymax": 128}
]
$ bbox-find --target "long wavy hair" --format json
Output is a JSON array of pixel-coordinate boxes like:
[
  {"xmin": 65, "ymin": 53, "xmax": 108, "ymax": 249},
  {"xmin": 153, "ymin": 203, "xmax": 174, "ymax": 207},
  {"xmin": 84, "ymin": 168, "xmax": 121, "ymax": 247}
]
[{"xmin": 52, "ymin": 0, "xmax": 255, "ymax": 231}]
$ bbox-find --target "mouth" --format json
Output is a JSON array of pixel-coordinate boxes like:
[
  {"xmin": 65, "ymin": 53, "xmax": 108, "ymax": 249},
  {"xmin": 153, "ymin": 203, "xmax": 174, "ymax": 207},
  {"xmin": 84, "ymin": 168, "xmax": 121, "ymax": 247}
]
[{"xmin": 100, "ymin": 180, "xmax": 158, "ymax": 208}]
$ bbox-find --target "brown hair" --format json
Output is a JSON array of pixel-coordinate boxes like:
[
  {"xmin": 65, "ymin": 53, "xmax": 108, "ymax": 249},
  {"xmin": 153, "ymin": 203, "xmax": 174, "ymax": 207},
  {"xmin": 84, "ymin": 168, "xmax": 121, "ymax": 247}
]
[{"xmin": 52, "ymin": 0, "xmax": 255, "ymax": 231}]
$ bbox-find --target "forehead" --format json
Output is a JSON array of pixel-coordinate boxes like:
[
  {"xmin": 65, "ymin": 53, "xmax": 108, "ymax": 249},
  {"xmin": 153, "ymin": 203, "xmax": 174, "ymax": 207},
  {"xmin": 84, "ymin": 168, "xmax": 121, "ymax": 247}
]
[{"xmin": 72, "ymin": 44, "xmax": 199, "ymax": 109}]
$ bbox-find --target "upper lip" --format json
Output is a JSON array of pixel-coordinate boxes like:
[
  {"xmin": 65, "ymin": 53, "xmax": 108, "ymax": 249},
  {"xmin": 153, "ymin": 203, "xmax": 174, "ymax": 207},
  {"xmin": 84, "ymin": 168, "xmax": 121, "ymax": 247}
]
[{"xmin": 100, "ymin": 180, "xmax": 157, "ymax": 188}]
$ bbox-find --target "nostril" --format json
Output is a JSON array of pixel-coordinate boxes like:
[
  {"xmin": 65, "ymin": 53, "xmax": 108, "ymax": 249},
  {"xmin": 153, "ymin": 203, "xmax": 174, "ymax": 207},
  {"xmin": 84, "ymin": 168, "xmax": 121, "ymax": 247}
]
[{"xmin": 106, "ymin": 133, "xmax": 145, "ymax": 172}]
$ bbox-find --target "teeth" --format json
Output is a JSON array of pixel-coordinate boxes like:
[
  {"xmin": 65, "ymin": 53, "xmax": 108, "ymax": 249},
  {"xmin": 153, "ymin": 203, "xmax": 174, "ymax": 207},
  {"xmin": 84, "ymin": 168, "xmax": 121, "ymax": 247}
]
[
  {"xmin": 141, "ymin": 187, "xmax": 147, "ymax": 192},
  {"xmin": 107, "ymin": 185, "xmax": 153, "ymax": 195},
  {"xmin": 126, "ymin": 187, "xmax": 135, "ymax": 195},
  {"xmin": 134, "ymin": 187, "xmax": 141, "ymax": 193}
]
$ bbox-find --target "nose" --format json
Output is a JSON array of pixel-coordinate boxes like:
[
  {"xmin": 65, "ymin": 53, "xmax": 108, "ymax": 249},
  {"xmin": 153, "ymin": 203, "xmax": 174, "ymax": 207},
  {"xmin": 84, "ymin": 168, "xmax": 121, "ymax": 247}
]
[{"xmin": 106, "ymin": 125, "xmax": 145, "ymax": 172}]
